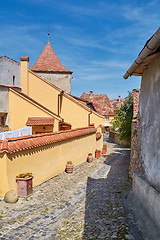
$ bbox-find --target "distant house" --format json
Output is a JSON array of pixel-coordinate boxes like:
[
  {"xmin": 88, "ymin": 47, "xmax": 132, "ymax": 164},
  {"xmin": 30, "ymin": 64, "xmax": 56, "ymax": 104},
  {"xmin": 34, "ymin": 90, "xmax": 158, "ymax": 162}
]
[
  {"xmin": 0, "ymin": 56, "xmax": 20, "ymax": 87},
  {"xmin": 124, "ymin": 27, "xmax": 160, "ymax": 230},
  {"xmin": 0, "ymin": 56, "xmax": 21, "ymax": 127},
  {"xmin": 30, "ymin": 41, "xmax": 72, "ymax": 94},
  {"xmin": 80, "ymin": 90, "xmax": 125, "ymax": 123}
]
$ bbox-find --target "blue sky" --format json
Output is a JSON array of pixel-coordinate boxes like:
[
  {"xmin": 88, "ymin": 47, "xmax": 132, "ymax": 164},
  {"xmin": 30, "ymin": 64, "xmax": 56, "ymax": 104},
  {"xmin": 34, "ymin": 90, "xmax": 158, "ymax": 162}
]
[{"xmin": 0, "ymin": 0, "xmax": 160, "ymax": 98}]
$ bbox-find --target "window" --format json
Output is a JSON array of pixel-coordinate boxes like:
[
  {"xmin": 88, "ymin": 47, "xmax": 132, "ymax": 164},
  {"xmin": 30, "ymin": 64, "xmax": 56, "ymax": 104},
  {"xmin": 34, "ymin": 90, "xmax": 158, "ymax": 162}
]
[
  {"xmin": 106, "ymin": 116, "xmax": 109, "ymax": 121},
  {"xmin": 13, "ymin": 75, "xmax": 15, "ymax": 85},
  {"xmin": 0, "ymin": 116, "xmax": 4, "ymax": 126}
]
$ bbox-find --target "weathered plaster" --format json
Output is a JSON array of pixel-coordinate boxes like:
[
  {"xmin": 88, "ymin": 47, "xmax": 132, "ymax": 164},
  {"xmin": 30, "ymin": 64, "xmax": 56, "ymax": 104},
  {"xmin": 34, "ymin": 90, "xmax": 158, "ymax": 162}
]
[
  {"xmin": 37, "ymin": 72, "xmax": 71, "ymax": 94},
  {"xmin": 139, "ymin": 56, "xmax": 160, "ymax": 190},
  {"xmin": 133, "ymin": 172, "xmax": 160, "ymax": 230},
  {"xmin": 0, "ymin": 56, "xmax": 20, "ymax": 87},
  {"xmin": 0, "ymin": 87, "xmax": 9, "ymax": 125}
]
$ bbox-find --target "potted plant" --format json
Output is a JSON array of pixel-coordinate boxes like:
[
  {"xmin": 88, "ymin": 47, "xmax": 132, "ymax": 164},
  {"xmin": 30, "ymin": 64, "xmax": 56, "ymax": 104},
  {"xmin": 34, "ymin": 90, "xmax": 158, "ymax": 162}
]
[
  {"xmin": 95, "ymin": 149, "xmax": 101, "ymax": 158},
  {"xmin": 16, "ymin": 173, "xmax": 33, "ymax": 197},
  {"xmin": 87, "ymin": 153, "xmax": 93, "ymax": 163},
  {"xmin": 1, "ymin": 125, "xmax": 9, "ymax": 132},
  {"xmin": 102, "ymin": 144, "xmax": 107, "ymax": 154},
  {"xmin": 65, "ymin": 161, "xmax": 74, "ymax": 173}
]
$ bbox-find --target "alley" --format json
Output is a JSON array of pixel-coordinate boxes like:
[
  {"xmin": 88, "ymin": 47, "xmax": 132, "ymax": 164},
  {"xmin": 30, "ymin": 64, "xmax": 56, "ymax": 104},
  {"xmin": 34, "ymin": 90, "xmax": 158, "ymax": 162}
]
[{"xmin": 0, "ymin": 142, "xmax": 139, "ymax": 240}]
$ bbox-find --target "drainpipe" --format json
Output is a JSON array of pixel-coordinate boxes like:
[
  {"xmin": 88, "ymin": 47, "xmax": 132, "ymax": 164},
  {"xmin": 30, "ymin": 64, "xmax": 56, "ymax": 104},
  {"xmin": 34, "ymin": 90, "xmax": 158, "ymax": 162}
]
[
  {"xmin": 88, "ymin": 111, "xmax": 92, "ymax": 126},
  {"xmin": 123, "ymin": 27, "xmax": 160, "ymax": 79},
  {"xmin": 58, "ymin": 90, "xmax": 64, "ymax": 116}
]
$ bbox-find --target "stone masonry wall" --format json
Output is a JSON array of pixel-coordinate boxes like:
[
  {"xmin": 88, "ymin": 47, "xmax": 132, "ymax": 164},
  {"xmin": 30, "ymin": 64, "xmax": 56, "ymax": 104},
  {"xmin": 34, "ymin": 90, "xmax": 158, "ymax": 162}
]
[{"xmin": 130, "ymin": 89, "xmax": 145, "ymax": 180}]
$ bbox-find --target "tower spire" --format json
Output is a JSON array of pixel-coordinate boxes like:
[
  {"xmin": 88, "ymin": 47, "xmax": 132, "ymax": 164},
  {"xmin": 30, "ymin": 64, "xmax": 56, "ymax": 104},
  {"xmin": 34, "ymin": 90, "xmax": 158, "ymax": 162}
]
[{"xmin": 48, "ymin": 32, "xmax": 50, "ymax": 42}]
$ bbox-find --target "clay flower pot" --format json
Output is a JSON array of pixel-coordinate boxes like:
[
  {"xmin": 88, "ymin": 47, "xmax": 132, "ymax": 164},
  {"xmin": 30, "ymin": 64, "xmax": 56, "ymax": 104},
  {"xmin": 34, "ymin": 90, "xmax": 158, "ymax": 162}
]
[
  {"xmin": 87, "ymin": 153, "xmax": 93, "ymax": 163},
  {"xmin": 16, "ymin": 177, "xmax": 33, "ymax": 197},
  {"xmin": 95, "ymin": 150, "xmax": 101, "ymax": 158},
  {"xmin": 1, "ymin": 125, "xmax": 9, "ymax": 132},
  {"xmin": 102, "ymin": 144, "xmax": 107, "ymax": 154},
  {"xmin": 102, "ymin": 148, "xmax": 107, "ymax": 154},
  {"xmin": 65, "ymin": 161, "xmax": 74, "ymax": 173}
]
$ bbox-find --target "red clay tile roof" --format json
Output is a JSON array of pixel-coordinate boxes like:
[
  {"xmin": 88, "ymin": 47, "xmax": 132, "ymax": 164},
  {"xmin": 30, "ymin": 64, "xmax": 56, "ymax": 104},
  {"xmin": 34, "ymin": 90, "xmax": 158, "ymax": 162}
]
[
  {"xmin": 30, "ymin": 42, "xmax": 72, "ymax": 73},
  {"xmin": 80, "ymin": 92, "xmax": 125, "ymax": 116},
  {"xmin": 110, "ymin": 99, "xmax": 125, "ymax": 112},
  {"xmin": 80, "ymin": 92, "xmax": 114, "ymax": 116},
  {"xmin": 0, "ymin": 126, "xmax": 96, "ymax": 154},
  {"xmin": 26, "ymin": 117, "xmax": 55, "ymax": 126}
]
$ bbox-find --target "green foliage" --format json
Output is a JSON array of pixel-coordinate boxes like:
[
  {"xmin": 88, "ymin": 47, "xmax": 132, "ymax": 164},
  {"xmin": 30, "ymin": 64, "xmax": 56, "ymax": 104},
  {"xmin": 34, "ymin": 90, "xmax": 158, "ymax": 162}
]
[
  {"xmin": 111, "ymin": 121, "xmax": 116, "ymax": 132},
  {"xmin": 114, "ymin": 92, "xmax": 133, "ymax": 142}
]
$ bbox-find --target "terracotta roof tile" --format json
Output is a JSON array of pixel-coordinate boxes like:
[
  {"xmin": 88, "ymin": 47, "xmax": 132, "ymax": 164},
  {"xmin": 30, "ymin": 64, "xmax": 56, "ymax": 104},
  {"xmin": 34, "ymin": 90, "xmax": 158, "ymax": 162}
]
[
  {"xmin": 110, "ymin": 99, "xmax": 125, "ymax": 112},
  {"xmin": 80, "ymin": 92, "xmax": 113, "ymax": 116},
  {"xmin": 80, "ymin": 92, "xmax": 125, "ymax": 116},
  {"xmin": 26, "ymin": 117, "xmax": 55, "ymax": 126},
  {"xmin": 0, "ymin": 126, "xmax": 96, "ymax": 154},
  {"xmin": 30, "ymin": 42, "xmax": 72, "ymax": 73}
]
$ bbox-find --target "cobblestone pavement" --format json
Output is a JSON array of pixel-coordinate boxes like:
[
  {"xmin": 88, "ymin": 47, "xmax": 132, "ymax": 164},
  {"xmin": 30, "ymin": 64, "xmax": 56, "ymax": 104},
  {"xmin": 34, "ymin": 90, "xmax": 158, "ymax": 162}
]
[{"xmin": 0, "ymin": 141, "xmax": 140, "ymax": 240}]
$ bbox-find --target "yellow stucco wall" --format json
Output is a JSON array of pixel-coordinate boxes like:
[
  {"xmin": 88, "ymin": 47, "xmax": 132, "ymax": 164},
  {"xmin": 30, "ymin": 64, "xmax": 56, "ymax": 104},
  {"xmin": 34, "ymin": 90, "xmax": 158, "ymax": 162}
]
[
  {"xmin": 28, "ymin": 71, "xmax": 59, "ymax": 114},
  {"xmin": 96, "ymin": 135, "xmax": 103, "ymax": 152},
  {"xmin": 27, "ymin": 70, "xmax": 105, "ymax": 129},
  {"xmin": 0, "ymin": 154, "xmax": 9, "ymax": 196},
  {"xmin": 109, "ymin": 116, "xmax": 114, "ymax": 123},
  {"xmin": 90, "ymin": 112, "xmax": 105, "ymax": 128},
  {"xmin": 20, "ymin": 59, "xmax": 29, "ymax": 95},
  {"xmin": 0, "ymin": 132, "xmax": 96, "ymax": 197},
  {"xmin": 9, "ymin": 89, "xmax": 60, "ymax": 131},
  {"xmin": 59, "ymin": 94, "xmax": 89, "ymax": 128}
]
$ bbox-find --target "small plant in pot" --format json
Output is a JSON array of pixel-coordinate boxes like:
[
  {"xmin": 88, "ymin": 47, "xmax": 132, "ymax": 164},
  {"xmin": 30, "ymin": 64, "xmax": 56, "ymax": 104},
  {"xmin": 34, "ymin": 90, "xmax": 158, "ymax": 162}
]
[
  {"xmin": 95, "ymin": 149, "xmax": 101, "ymax": 158},
  {"xmin": 16, "ymin": 173, "xmax": 33, "ymax": 197},
  {"xmin": 102, "ymin": 144, "xmax": 107, "ymax": 154},
  {"xmin": 65, "ymin": 161, "xmax": 74, "ymax": 173},
  {"xmin": 87, "ymin": 153, "xmax": 93, "ymax": 163}
]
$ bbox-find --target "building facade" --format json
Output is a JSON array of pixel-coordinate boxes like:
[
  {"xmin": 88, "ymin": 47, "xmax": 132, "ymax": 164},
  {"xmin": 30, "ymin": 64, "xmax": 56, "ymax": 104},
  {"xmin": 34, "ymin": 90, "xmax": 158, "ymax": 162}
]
[{"xmin": 124, "ymin": 27, "xmax": 160, "ymax": 230}]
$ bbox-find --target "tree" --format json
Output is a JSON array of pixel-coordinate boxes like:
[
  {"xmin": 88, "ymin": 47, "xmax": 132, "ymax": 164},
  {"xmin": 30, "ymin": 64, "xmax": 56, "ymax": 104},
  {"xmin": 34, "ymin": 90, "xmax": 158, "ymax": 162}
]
[{"xmin": 114, "ymin": 92, "xmax": 133, "ymax": 142}]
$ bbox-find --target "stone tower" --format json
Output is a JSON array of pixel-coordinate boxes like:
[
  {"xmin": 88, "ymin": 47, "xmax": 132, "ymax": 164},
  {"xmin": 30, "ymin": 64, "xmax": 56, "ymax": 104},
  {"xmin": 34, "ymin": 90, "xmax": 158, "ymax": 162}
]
[{"xmin": 30, "ymin": 42, "xmax": 72, "ymax": 94}]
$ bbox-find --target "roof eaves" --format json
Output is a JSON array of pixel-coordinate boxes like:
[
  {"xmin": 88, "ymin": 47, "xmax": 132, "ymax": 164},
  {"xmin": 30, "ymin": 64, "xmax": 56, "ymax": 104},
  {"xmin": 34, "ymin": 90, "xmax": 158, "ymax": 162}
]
[{"xmin": 123, "ymin": 27, "xmax": 160, "ymax": 79}]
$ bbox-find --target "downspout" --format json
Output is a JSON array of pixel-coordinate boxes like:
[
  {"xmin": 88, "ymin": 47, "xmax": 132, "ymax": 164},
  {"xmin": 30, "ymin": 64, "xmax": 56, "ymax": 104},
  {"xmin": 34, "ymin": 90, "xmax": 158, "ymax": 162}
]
[
  {"xmin": 88, "ymin": 110, "xmax": 92, "ymax": 126},
  {"xmin": 58, "ymin": 90, "xmax": 64, "ymax": 116},
  {"xmin": 123, "ymin": 27, "xmax": 160, "ymax": 79}
]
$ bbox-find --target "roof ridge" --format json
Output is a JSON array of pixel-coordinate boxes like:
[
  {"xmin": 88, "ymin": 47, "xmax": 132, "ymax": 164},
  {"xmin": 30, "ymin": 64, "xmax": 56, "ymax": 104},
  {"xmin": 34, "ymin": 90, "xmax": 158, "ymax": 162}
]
[{"xmin": 0, "ymin": 56, "xmax": 20, "ymax": 65}]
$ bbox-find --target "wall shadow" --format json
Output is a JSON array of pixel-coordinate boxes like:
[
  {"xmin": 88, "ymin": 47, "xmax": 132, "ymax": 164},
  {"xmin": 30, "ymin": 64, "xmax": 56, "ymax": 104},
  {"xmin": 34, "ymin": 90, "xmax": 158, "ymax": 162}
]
[{"xmin": 82, "ymin": 149, "xmax": 131, "ymax": 239}]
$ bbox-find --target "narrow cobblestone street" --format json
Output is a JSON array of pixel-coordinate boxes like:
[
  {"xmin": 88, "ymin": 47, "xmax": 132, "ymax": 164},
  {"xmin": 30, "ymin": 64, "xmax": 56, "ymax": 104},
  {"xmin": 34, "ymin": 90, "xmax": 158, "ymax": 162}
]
[{"xmin": 0, "ymin": 141, "xmax": 140, "ymax": 240}]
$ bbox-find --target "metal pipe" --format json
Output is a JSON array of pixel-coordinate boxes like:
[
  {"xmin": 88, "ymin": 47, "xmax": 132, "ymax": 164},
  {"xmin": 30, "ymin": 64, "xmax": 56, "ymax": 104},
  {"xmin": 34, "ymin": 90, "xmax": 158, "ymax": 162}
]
[
  {"xmin": 88, "ymin": 111, "xmax": 92, "ymax": 126},
  {"xmin": 58, "ymin": 90, "xmax": 64, "ymax": 116}
]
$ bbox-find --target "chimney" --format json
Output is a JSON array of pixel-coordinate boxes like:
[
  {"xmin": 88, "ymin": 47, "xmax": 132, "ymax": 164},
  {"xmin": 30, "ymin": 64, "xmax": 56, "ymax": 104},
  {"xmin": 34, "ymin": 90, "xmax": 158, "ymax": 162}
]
[
  {"xmin": 132, "ymin": 89, "xmax": 140, "ymax": 118},
  {"xmin": 118, "ymin": 96, "xmax": 121, "ymax": 102},
  {"xmin": 90, "ymin": 90, "xmax": 93, "ymax": 97},
  {"xmin": 20, "ymin": 56, "xmax": 29, "ymax": 95}
]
